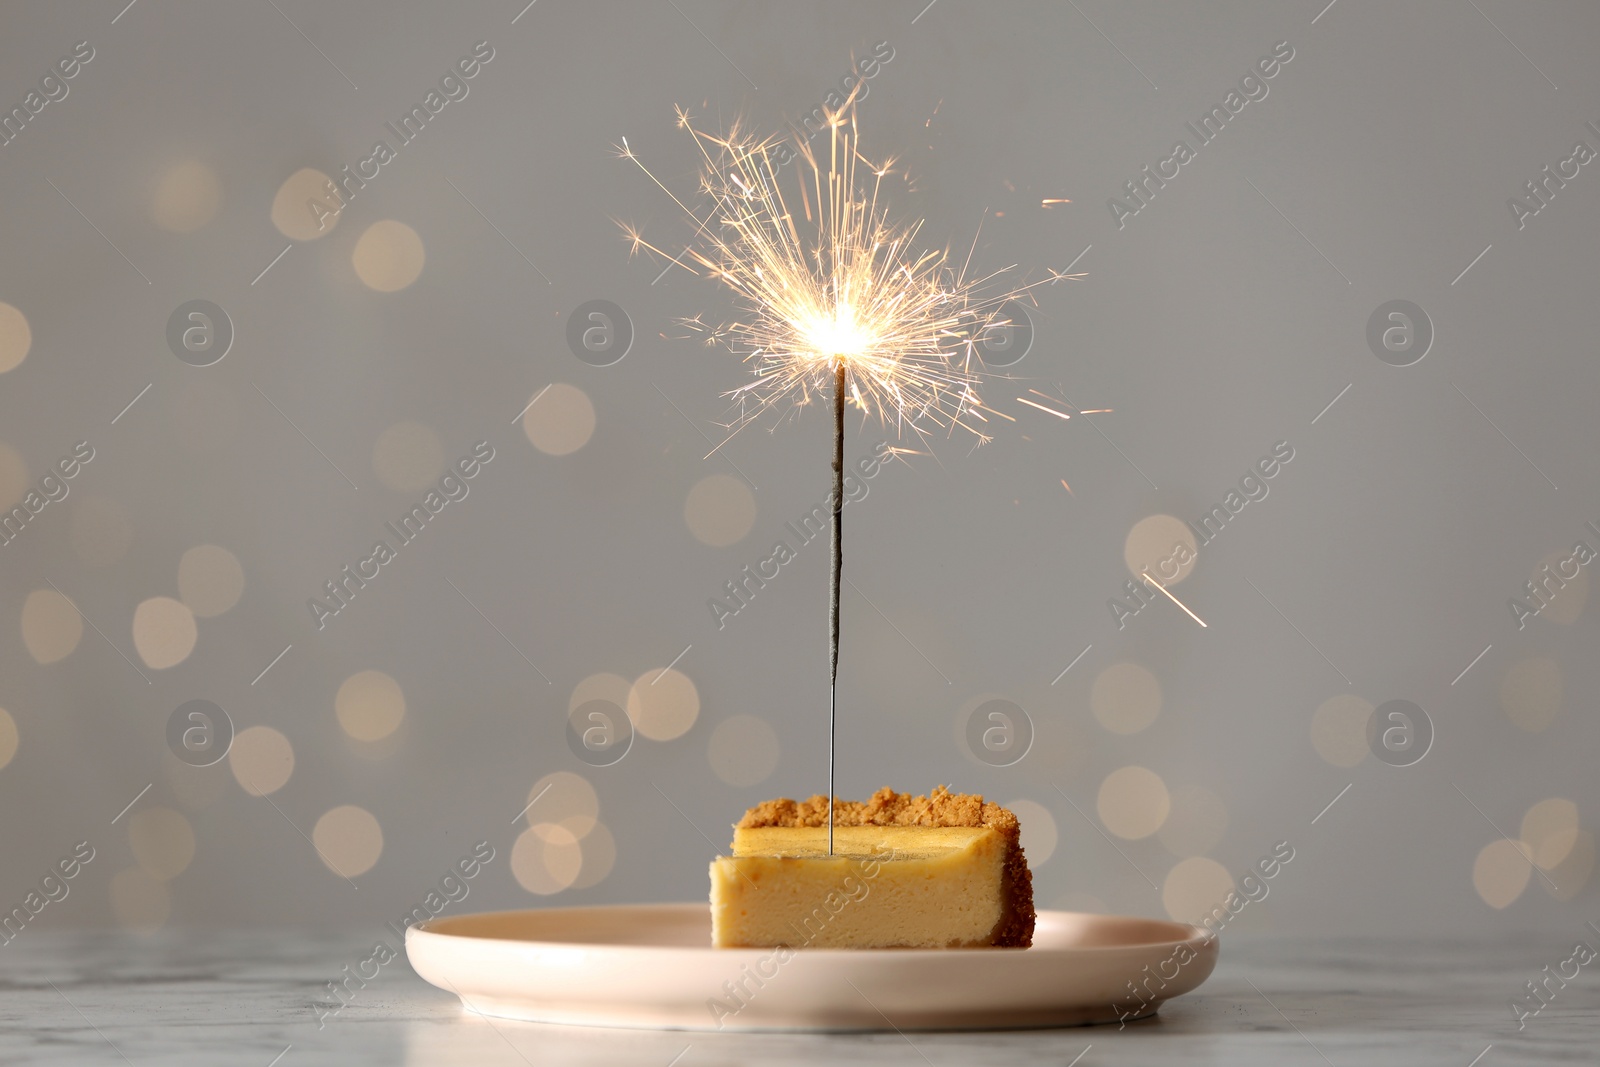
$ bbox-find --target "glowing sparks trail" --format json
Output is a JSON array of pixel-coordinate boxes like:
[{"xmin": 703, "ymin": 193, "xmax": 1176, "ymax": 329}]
[
  {"xmin": 1141, "ymin": 571, "xmax": 1208, "ymax": 628},
  {"xmin": 619, "ymin": 102, "xmax": 1035, "ymax": 445},
  {"xmin": 622, "ymin": 97, "xmax": 1063, "ymax": 854}
]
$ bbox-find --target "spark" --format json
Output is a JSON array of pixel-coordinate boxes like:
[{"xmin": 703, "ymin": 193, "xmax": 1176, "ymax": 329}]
[
  {"xmin": 1017, "ymin": 396, "xmax": 1072, "ymax": 419},
  {"xmin": 1142, "ymin": 571, "xmax": 1208, "ymax": 627},
  {"xmin": 1041, "ymin": 198, "xmax": 1072, "ymax": 207},
  {"xmin": 619, "ymin": 95, "xmax": 1061, "ymax": 444},
  {"xmin": 1060, "ymin": 478, "xmax": 1073, "ymax": 495}
]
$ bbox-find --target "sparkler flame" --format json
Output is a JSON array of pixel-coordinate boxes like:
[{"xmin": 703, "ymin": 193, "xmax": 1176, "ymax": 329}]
[{"xmin": 620, "ymin": 100, "xmax": 1030, "ymax": 443}]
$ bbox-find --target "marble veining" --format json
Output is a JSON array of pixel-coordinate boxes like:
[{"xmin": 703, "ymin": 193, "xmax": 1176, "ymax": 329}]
[{"xmin": 0, "ymin": 930, "xmax": 1595, "ymax": 1065}]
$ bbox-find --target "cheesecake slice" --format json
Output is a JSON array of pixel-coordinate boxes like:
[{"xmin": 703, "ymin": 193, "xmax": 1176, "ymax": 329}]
[{"xmin": 709, "ymin": 786, "xmax": 1034, "ymax": 948}]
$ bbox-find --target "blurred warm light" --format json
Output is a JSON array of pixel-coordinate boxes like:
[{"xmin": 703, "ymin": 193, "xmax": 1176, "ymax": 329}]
[
  {"xmin": 1532, "ymin": 549, "xmax": 1587, "ymax": 625},
  {"xmin": 177, "ymin": 544, "xmax": 244, "ymax": 617},
  {"xmin": 628, "ymin": 668, "xmax": 700, "ymax": 741},
  {"xmin": 69, "ymin": 496, "xmax": 134, "ymax": 567},
  {"xmin": 573, "ymin": 822, "xmax": 617, "ymax": 889},
  {"xmin": 21, "ymin": 589, "xmax": 83, "ymax": 665},
  {"xmin": 110, "ymin": 866, "xmax": 170, "ymax": 933},
  {"xmin": 229, "ymin": 725, "xmax": 294, "ymax": 796},
  {"xmin": 352, "ymin": 220, "xmax": 425, "ymax": 291},
  {"xmin": 0, "ymin": 302, "xmax": 30, "ymax": 374},
  {"xmin": 132, "ymin": 596, "xmax": 198, "ymax": 670},
  {"xmin": 570, "ymin": 672, "xmax": 631, "ymax": 713},
  {"xmin": 1124, "ymin": 514, "xmax": 1197, "ymax": 585},
  {"xmin": 313, "ymin": 805, "xmax": 384, "ymax": 878},
  {"xmin": 1521, "ymin": 798, "xmax": 1579, "ymax": 869},
  {"xmin": 1158, "ymin": 785, "xmax": 1229, "ymax": 858},
  {"xmin": 271, "ymin": 168, "xmax": 338, "ymax": 240},
  {"xmin": 1097, "ymin": 765, "xmax": 1170, "ymax": 840},
  {"xmin": 707, "ymin": 714, "xmax": 779, "ymax": 787},
  {"xmin": 0, "ymin": 708, "xmax": 16, "ymax": 770},
  {"xmin": 1006, "ymin": 799, "xmax": 1058, "ymax": 866},
  {"xmin": 372, "ymin": 421, "xmax": 444, "ymax": 492},
  {"xmin": 128, "ymin": 807, "xmax": 196, "ymax": 881},
  {"xmin": 1163, "ymin": 856, "xmax": 1234, "ymax": 924},
  {"xmin": 1538, "ymin": 829, "xmax": 1595, "ymax": 900},
  {"xmin": 1473, "ymin": 838, "xmax": 1533, "ymax": 909},
  {"xmin": 336, "ymin": 670, "xmax": 406, "ymax": 742},
  {"xmin": 526, "ymin": 771, "xmax": 598, "ymax": 840},
  {"xmin": 1310, "ymin": 693, "xmax": 1373, "ymax": 767},
  {"xmin": 1090, "ymin": 661, "xmax": 1162, "ymax": 734},
  {"xmin": 684, "ymin": 473, "xmax": 756, "ymax": 547},
  {"xmin": 512, "ymin": 824, "xmax": 583, "ymax": 895},
  {"xmin": 150, "ymin": 160, "xmax": 222, "ymax": 233},
  {"xmin": 0, "ymin": 441, "xmax": 27, "ymax": 510},
  {"xmin": 522, "ymin": 383, "xmax": 594, "ymax": 456},
  {"xmin": 1499, "ymin": 657, "xmax": 1562, "ymax": 732}
]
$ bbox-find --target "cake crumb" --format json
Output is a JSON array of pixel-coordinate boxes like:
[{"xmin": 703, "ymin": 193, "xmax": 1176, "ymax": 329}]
[{"xmin": 737, "ymin": 786, "xmax": 1020, "ymax": 834}]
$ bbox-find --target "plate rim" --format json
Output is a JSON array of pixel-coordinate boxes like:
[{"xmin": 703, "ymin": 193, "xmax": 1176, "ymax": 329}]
[{"xmin": 410, "ymin": 902, "xmax": 1216, "ymax": 956}]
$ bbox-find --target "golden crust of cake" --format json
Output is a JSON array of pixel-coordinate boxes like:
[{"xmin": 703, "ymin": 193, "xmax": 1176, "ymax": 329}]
[
  {"xmin": 737, "ymin": 785, "xmax": 1019, "ymax": 833},
  {"xmin": 735, "ymin": 786, "xmax": 1036, "ymax": 948}
]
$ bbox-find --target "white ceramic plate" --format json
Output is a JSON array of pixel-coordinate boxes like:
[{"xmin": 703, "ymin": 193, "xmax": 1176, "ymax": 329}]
[{"xmin": 407, "ymin": 904, "xmax": 1217, "ymax": 1032}]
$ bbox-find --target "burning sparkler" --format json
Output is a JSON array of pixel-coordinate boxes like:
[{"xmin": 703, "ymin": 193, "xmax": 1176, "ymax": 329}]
[{"xmin": 621, "ymin": 96, "xmax": 1060, "ymax": 853}]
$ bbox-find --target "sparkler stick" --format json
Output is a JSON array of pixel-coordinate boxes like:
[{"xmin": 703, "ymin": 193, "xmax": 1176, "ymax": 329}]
[
  {"xmin": 620, "ymin": 95, "xmax": 1066, "ymax": 856},
  {"xmin": 828, "ymin": 361, "xmax": 844, "ymax": 855}
]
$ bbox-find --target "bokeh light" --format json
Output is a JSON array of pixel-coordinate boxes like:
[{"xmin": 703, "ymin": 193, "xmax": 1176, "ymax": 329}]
[
  {"xmin": 177, "ymin": 544, "xmax": 245, "ymax": 617},
  {"xmin": 132, "ymin": 596, "xmax": 198, "ymax": 670},
  {"xmin": 128, "ymin": 807, "xmax": 196, "ymax": 881},
  {"xmin": 1539, "ymin": 829, "xmax": 1595, "ymax": 901},
  {"xmin": 1097, "ymin": 766, "xmax": 1170, "ymax": 840},
  {"xmin": 522, "ymin": 383, "xmax": 594, "ymax": 456},
  {"xmin": 1499, "ymin": 657, "xmax": 1562, "ymax": 733},
  {"xmin": 229, "ymin": 726, "xmax": 294, "ymax": 796},
  {"xmin": 1473, "ymin": 838, "xmax": 1533, "ymax": 909},
  {"xmin": 1163, "ymin": 856, "xmax": 1234, "ymax": 925},
  {"xmin": 707, "ymin": 714, "xmax": 779, "ymax": 787},
  {"xmin": 352, "ymin": 220, "xmax": 425, "ymax": 291},
  {"xmin": 21, "ymin": 589, "xmax": 83, "ymax": 665},
  {"xmin": 0, "ymin": 708, "xmax": 16, "ymax": 770},
  {"xmin": 627, "ymin": 668, "xmax": 700, "ymax": 741},
  {"xmin": 0, "ymin": 302, "xmax": 31, "ymax": 374},
  {"xmin": 684, "ymin": 473, "xmax": 757, "ymax": 547},
  {"xmin": 313, "ymin": 805, "xmax": 384, "ymax": 878},
  {"xmin": 150, "ymin": 160, "xmax": 222, "ymax": 233},
  {"xmin": 1531, "ymin": 549, "xmax": 1588, "ymax": 625},
  {"xmin": 1005, "ymin": 799, "xmax": 1058, "ymax": 866},
  {"xmin": 572, "ymin": 822, "xmax": 617, "ymax": 890},
  {"xmin": 511, "ymin": 824, "xmax": 582, "ymax": 895},
  {"xmin": 1124, "ymin": 514, "xmax": 1197, "ymax": 585},
  {"xmin": 1310, "ymin": 694, "xmax": 1373, "ymax": 768},
  {"xmin": 1521, "ymin": 798, "xmax": 1579, "ymax": 869},
  {"xmin": 570, "ymin": 672, "xmax": 631, "ymax": 713},
  {"xmin": 271, "ymin": 168, "xmax": 338, "ymax": 240},
  {"xmin": 335, "ymin": 670, "xmax": 406, "ymax": 742},
  {"xmin": 525, "ymin": 771, "xmax": 599, "ymax": 840},
  {"xmin": 1090, "ymin": 661, "xmax": 1162, "ymax": 734}
]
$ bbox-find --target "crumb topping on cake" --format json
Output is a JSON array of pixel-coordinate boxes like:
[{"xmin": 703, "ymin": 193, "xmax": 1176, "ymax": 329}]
[{"xmin": 737, "ymin": 786, "xmax": 1020, "ymax": 834}]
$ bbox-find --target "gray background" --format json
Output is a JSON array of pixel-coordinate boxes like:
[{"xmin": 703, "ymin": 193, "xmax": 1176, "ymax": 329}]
[{"xmin": 1, "ymin": 0, "xmax": 1596, "ymax": 941}]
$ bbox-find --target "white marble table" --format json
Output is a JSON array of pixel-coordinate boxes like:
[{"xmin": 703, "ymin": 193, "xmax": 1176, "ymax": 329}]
[{"xmin": 0, "ymin": 930, "xmax": 1592, "ymax": 1065}]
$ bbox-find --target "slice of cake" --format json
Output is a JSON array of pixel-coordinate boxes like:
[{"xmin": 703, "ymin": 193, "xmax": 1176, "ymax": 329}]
[{"xmin": 709, "ymin": 786, "xmax": 1034, "ymax": 948}]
